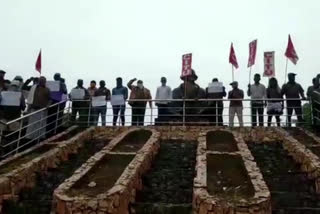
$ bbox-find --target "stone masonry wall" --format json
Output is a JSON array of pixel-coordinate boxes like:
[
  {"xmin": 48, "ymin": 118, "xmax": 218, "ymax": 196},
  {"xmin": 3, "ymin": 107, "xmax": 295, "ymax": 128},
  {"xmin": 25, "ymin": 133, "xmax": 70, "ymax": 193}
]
[
  {"xmin": 193, "ymin": 128, "xmax": 271, "ymax": 214},
  {"xmin": 53, "ymin": 128, "xmax": 160, "ymax": 214}
]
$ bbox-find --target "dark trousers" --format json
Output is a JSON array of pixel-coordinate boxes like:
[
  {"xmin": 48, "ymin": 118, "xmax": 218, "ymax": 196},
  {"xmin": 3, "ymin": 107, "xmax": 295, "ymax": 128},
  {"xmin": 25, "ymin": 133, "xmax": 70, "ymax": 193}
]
[
  {"xmin": 113, "ymin": 105, "xmax": 126, "ymax": 126},
  {"xmin": 132, "ymin": 105, "xmax": 146, "ymax": 126},
  {"xmin": 287, "ymin": 102, "xmax": 303, "ymax": 127},
  {"xmin": 208, "ymin": 102, "xmax": 224, "ymax": 126},
  {"xmin": 93, "ymin": 106, "xmax": 107, "ymax": 126},
  {"xmin": 268, "ymin": 115, "xmax": 280, "ymax": 127},
  {"xmin": 71, "ymin": 102, "xmax": 89, "ymax": 127},
  {"xmin": 157, "ymin": 104, "xmax": 169, "ymax": 124},
  {"xmin": 251, "ymin": 102, "xmax": 264, "ymax": 127}
]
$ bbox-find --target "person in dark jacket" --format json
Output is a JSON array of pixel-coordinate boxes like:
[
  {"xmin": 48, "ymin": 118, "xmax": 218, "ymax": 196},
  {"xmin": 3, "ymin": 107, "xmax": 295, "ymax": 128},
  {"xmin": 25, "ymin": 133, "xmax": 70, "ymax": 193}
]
[
  {"xmin": 281, "ymin": 73, "xmax": 306, "ymax": 127},
  {"xmin": 127, "ymin": 78, "xmax": 152, "ymax": 126},
  {"xmin": 205, "ymin": 78, "xmax": 226, "ymax": 126},
  {"xmin": 112, "ymin": 77, "xmax": 128, "ymax": 126},
  {"xmin": 93, "ymin": 80, "xmax": 111, "ymax": 126}
]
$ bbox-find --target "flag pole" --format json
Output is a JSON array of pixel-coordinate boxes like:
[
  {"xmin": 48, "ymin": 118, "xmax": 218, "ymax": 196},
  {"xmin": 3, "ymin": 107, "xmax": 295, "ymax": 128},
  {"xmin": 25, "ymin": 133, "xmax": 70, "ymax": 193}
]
[
  {"xmin": 249, "ymin": 66, "xmax": 252, "ymax": 85},
  {"xmin": 232, "ymin": 65, "xmax": 234, "ymax": 82},
  {"xmin": 284, "ymin": 58, "xmax": 288, "ymax": 84}
]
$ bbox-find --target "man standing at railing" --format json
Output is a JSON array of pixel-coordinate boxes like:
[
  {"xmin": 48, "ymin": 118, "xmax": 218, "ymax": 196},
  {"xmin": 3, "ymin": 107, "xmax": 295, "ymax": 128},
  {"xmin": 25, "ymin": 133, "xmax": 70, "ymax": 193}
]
[
  {"xmin": 47, "ymin": 73, "xmax": 68, "ymax": 136},
  {"xmin": 247, "ymin": 73, "xmax": 266, "ymax": 127},
  {"xmin": 87, "ymin": 80, "xmax": 98, "ymax": 125},
  {"xmin": 93, "ymin": 80, "xmax": 111, "ymax": 126},
  {"xmin": 112, "ymin": 77, "xmax": 128, "ymax": 126},
  {"xmin": 155, "ymin": 77, "xmax": 172, "ymax": 124},
  {"xmin": 228, "ymin": 81, "xmax": 244, "ymax": 127},
  {"xmin": 206, "ymin": 78, "xmax": 226, "ymax": 126},
  {"xmin": 128, "ymin": 78, "xmax": 152, "ymax": 126},
  {"xmin": 307, "ymin": 78, "xmax": 319, "ymax": 99},
  {"xmin": 26, "ymin": 76, "xmax": 50, "ymax": 140},
  {"xmin": 281, "ymin": 73, "xmax": 306, "ymax": 127},
  {"xmin": 70, "ymin": 79, "xmax": 90, "ymax": 127}
]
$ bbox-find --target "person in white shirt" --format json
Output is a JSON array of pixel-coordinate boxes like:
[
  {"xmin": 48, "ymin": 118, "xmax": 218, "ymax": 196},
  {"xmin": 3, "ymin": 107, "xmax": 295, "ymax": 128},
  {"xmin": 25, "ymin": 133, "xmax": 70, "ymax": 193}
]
[
  {"xmin": 247, "ymin": 73, "xmax": 266, "ymax": 127},
  {"xmin": 155, "ymin": 77, "xmax": 172, "ymax": 124}
]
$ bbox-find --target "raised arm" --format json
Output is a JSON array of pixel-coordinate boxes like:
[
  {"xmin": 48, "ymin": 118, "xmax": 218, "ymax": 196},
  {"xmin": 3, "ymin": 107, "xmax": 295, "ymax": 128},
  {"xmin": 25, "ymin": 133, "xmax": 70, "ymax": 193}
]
[{"xmin": 127, "ymin": 78, "xmax": 137, "ymax": 90}]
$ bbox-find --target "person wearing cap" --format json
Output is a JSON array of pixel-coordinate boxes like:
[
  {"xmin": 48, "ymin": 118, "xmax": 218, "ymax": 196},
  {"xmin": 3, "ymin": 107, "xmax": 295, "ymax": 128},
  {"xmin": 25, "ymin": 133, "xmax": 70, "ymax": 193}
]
[
  {"xmin": 247, "ymin": 73, "xmax": 266, "ymax": 127},
  {"xmin": 69, "ymin": 79, "xmax": 90, "ymax": 126},
  {"xmin": 281, "ymin": 73, "xmax": 306, "ymax": 126},
  {"xmin": 228, "ymin": 81, "xmax": 244, "ymax": 127},
  {"xmin": 0, "ymin": 70, "xmax": 7, "ymax": 91},
  {"xmin": 13, "ymin": 76, "xmax": 24, "ymax": 89},
  {"xmin": 155, "ymin": 77, "xmax": 172, "ymax": 124},
  {"xmin": 93, "ymin": 80, "xmax": 111, "ymax": 126},
  {"xmin": 128, "ymin": 78, "xmax": 152, "ymax": 126},
  {"xmin": 112, "ymin": 77, "xmax": 128, "ymax": 126},
  {"xmin": 172, "ymin": 69, "xmax": 206, "ymax": 123},
  {"xmin": 205, "ymin": 78, "xmax": 226, "ymax": 126}
]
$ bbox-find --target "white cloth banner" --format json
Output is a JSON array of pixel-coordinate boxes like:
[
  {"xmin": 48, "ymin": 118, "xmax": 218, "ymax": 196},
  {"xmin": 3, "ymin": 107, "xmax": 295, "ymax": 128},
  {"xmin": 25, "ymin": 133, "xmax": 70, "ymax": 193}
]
[
  {"xmin": 46, "ymin": 81, "xmax": 60, "ymax": 92},
  {"xmin": 70, "ymin": 88, "xmax": 85, "ymax": 100},
  {"xmin": 1, "ymin": 91, "xmax": 21, "ymax": 106},
  {"xmin": 264, "ymin": 52, "xmax": 275, "ymax": 77},
  {"xmin": 208, "ymin": 82, "xmax": 223, "ymax": 93},
  {"xmin": 111, "ymin": 95, "xmax": 125, "ymax": 106},
  {"xmin": 92, "ymin": 96, "xmax": 107, "ymax": 107}
]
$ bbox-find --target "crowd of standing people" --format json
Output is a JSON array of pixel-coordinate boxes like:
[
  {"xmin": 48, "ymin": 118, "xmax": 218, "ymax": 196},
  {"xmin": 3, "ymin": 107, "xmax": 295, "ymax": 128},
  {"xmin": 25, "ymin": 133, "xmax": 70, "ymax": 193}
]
[{"xmin": 0, "ymin": 69, "xmax": 318, "ymax": 145}]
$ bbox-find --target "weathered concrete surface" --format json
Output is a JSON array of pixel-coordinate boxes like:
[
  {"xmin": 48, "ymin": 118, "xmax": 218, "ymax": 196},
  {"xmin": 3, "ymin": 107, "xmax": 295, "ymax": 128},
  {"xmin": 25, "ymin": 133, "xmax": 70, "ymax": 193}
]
[
  {"xmin": 0, "ymin": 126, "xmax": 121, "ymax": 213},
  {"xmin": 193, "ymin": 128, "xmax": 271, "ymax": 214},
  {"xmin": 53, "ymin": 128, "xmax": 160, "ymax": 214}
]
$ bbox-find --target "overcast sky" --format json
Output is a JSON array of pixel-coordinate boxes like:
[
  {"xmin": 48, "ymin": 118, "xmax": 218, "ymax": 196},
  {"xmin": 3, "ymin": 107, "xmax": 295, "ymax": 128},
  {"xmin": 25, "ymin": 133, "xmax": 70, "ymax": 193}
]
[{"xmin": 0, "ymin": 0, "xmax": 319, "ymax": 97}]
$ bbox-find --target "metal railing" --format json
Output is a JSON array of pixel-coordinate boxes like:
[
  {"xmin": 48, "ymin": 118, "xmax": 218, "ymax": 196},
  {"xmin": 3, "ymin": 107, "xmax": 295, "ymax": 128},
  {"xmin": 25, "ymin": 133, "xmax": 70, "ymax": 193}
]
[{"xmin": 0, "ymin": 97, "xmax": 312, "ymax": 159}]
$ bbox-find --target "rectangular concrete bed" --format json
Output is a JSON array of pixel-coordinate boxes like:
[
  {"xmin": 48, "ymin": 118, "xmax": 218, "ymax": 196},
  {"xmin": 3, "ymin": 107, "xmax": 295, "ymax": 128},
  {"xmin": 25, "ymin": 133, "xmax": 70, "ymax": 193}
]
[
  {"xmin": 193, "ymin": 128, "xmax": 271, "ymax": 214},
  {"xmin": 0, "ymin": 126, "xmax": 122, "ymax": 213},
  {"xmin": 52, "ymin": 128, "xmax": 160, "ymax": 214}
]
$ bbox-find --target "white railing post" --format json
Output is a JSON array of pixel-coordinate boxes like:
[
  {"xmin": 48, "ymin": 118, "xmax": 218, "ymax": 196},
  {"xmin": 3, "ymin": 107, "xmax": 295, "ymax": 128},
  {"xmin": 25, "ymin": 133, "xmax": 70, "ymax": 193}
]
[
  {"xmin": 54, "ymin": 103, "xmax": 60, "ymax": 134},
  {"xmin": 16, "ymin": 118, "xmax": 24, "ymax": 154}
]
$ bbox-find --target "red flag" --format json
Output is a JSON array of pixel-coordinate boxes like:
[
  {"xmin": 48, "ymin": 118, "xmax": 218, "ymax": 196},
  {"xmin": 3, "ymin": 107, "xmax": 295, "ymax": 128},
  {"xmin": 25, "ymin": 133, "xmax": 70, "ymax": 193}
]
[
  {"xmin": 181, "ymin": 53, "xmax": 192, "ymax": 77},
  {"xmin": 285, "ymin": 35, "xmax": 299, "ymax": 65},
  {"xmin": 35, "ymin": 50, "xmax": 42, "ymax": 74},
  {"xmin": 248, "ymin": 39, "xmax": 257, "ymax": 67},
  {"xmin": 229, "ymin": 43, "xmax": 239, "ymax": 69}
]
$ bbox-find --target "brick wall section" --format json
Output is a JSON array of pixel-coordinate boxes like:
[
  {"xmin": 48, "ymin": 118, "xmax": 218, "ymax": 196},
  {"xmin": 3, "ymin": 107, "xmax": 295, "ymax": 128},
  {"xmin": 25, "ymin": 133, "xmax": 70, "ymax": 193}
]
[{"xmin": 52, "ymin": 128, "xmax": 160, "ymax": 214}]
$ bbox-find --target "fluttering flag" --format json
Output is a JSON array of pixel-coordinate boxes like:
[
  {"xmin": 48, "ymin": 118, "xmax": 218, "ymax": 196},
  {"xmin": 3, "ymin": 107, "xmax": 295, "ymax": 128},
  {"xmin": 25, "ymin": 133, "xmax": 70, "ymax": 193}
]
[
  {"xmin": 35, "ymin": 50, "xmax": 42, "ymax": 74},
  {"xmin": 181, "ymin": 53, "xmax": 192, "ymax": 77},
  {"xmin": 229, "ymin": 43, "xmax": 239, "ymax": 69},
  {"xmin": 248, "ymin": 40, "xmax": 257, "ymax": 68},
  {"xmin": 285, "ymin": 35, "xmax": 299, "ymax": 65}
]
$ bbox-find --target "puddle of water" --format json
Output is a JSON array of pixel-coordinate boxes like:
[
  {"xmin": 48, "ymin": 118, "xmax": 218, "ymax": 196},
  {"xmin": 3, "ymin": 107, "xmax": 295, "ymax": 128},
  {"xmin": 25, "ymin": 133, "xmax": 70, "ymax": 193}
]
[
  {"xmin": 206, "ymin": 130, "xmax": 238, "ymax": 152},
  {"xmin": 67, "ymin": 154, "xmax": 134, "ymax": 197},
  {"xmin": 112, "ymin": 129, "xmax": 152, "ymax": 152},
  {"xmin": 2, "ymin": 138, "xmax": 111, "ymax": 214},
  {"xmin": 206, "ymin": 154, "xmax": 254, "ymax": 201},
  {"xmin": 247, "ymin": 141, "xmax": 320, "ymax": 214}
]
